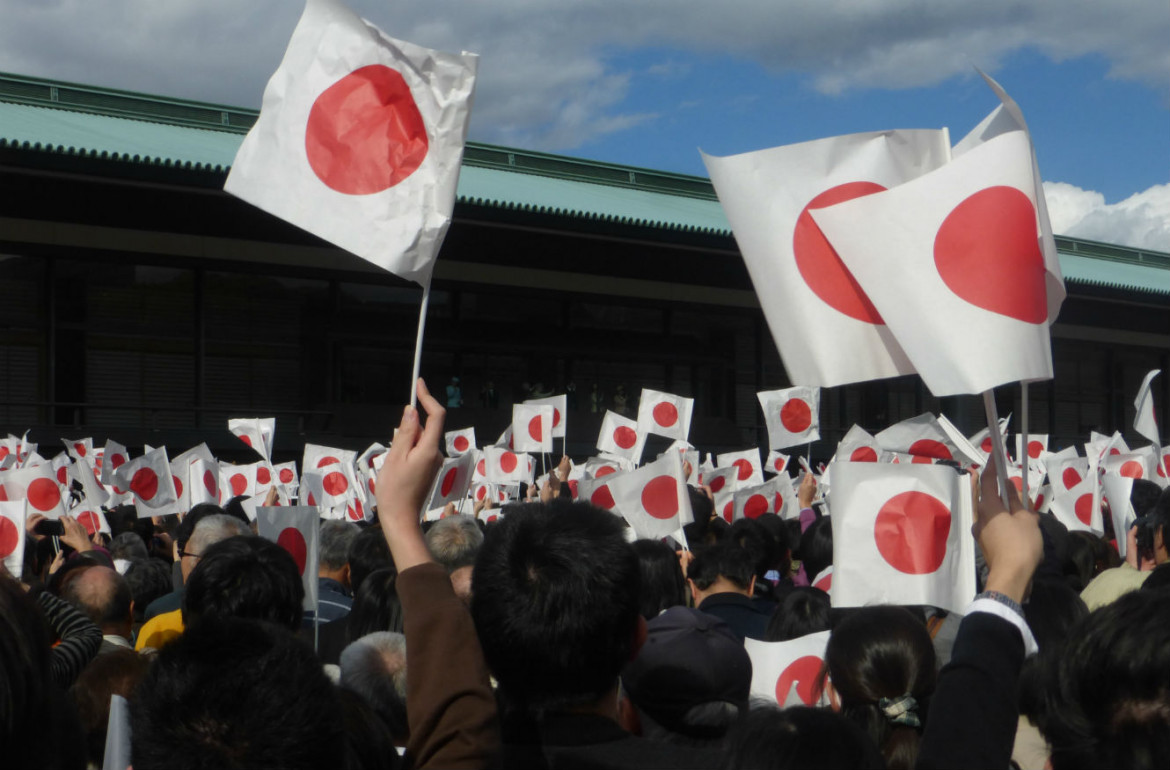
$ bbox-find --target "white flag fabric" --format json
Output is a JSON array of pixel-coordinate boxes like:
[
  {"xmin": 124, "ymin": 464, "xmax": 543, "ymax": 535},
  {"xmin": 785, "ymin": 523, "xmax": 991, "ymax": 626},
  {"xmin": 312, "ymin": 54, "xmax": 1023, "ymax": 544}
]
[
  {"xmin": 702, "ymin": 465, "xmax": 740, "ymax": 498},
  {"xmin": 597, "ymin": 411, "xmax": 645, "ymax": 463},
  {"xmin": 1104, "ymin": 451, "xmax": 1151, "ymax": 482},
  {"xmin": 512, "ymin": 404, "xmax": 554, "ymax": 453},
  {"xmin": 429, "ymin": 453, "xmax": 475, "ymax": 509},
  {"xmin": 607, "ymin": 451, "xmax": 693, "ymax": 540},
  {"xmin": 224, "ymin": 0, "xmax": 478, "ymax": 285},
  {"xmin": 811, "ymin": 130, "xmax": 1056, "ymax": 396},
  {"xmin": 835, "ymin": 424, "xmax": 881, "ymax": 464},
  {"xmin": 715, "ymin": 449, "xmax": 764, "ymax": 490},
  {"xmin": 257, "ymin": 506, "xmax": 320, "ymax": 612},
  {"xmin": 302, "ymin": 462, "xmax": 361, "ymax": 509},
  {"xmin": 62, "ymin": 438, "xmax": 94, "ymax": 464},
  {"xmin": 702, "ymin": 130, "xmax": 949, "ymax": 387},
  {"xmin": 0, "ymin": 501, "xmax": 26, "ymax": 578},
  {"xmin": 189, "ymin": 458, "xmax": 223, "ymax": 507},
  {"xmin": 223, "ymin": 463, "xmax": 258, "ymax": 500},
  {"xmin": 524, "ymin": 395, "xmax": 568, "ymax": 439},
  {"xmin": 483, "ymin": 447, "xmax": 531, "ymax": 486},
  {"xmin": 876, "ymin": 414, "xmax": 960, "ymax": 464},
  {"xmin": 636, "ymin": 389, "xmax": 694, "ymax": 441},
  {"xmin": 71, "ymin": 505, "xmax": 111, "ymax": 539},
  {"xmin": 765, "ymin": 450, "xmax": 792, "ymax": 475},
  {"xmin": 1100, "ymin": 471, "xmax": 1137, "ymax": 560},
  {"xmin": 1015, "ymin": 434, "xmax": 1049, "ymax": 463},
  {"xmin": 100, "ymin": 440, "xmax": 130, "ymax": 487},
  {"xmin": 229, "ymin": 417, "xmax": 275, "ymax": 461},
  {"xmin": 68, "ymin": 457, "xmax": 110, "ymax": 509},
  {"xmin": 577, "ymin": 475, "xmax": 619, "ymax": 513},
  {"xmin": 113, "ymin": 448, "xmax": 178, "ymax": 518},
  {"xmin": 1134, "ymin": 369, "xmax": 1161, "ymax": 446},
  {"xmin": 758, "ymin": 387, "xmax": 821, "ymax": 450},
  {"xmin": 445, "ymin": 428, "xmax": 477, "ymax": 457},
  {"xmin": 1049, "ymin": 474, "xmax": 1102, "ymax": 535},
  {"xmin": 303, "ymin": 444, "xmax": 357, "ymax": 476},
  {"xmin": 733, "ymin": 474, "xmax": 797, "ymax": 521},
  {"xmin": 830, "ymin": 463, "xmax": 975, "ymax": 613},
  {"xmin": 744, "ymin": 631, "xmax": 831, "ymax": 707},
  {"xmin": 274, "ymin": 461, "xmax": 300, "ymax": 492}
]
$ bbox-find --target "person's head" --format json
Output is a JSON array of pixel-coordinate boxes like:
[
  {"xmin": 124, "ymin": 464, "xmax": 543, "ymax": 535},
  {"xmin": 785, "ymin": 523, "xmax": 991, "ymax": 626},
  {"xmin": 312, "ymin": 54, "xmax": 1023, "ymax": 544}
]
[
  {"xmin": 683, "ymin": 487, "xmax": 716, "ymax": 548},
  {"xmin": 60, "ymin": 565, "xmax": 134, "ymax": 638},
  {"xmin": 319, "ymin": 520, "xmax": 359, "ymax": 586},
  {"xmin": 180, "ymin": 513, "xmax": 250, "ymax": 583},
  {"xmin": 182, "ymin": 535, "xmax": 303, "ymax": 630},
  {"xmin": 1065, "ymin": 531, "xmax": 1100, "ymax": 592},
  {"xmin": 720, "ymin": 706, "xmax": 885, "ymax": 770},
  {"xmin": 631, "ymin": 539, "xmax": 687, "ymax": 620},
  {"xmin": 339, "ymin": 631, "xmax": 409, "ymax": 742},
  {"xmin": 108, "ymin": 531, "xmax": 149, "ymax": 562},
  {"xmin": 425, "ymin": 515, "xmax": 484, "ymax": 604},
  {"xmin": 753, "ymin": 513, "xmax": 792, "ymax": 579},
  {"xmin": 1024, "ymin": 578, "xmax": 1089, "ymax": 653},
  {"xmin": 130, "ymin": 617, "xmax": 343, "ymax": 770},
  {"xmin": 820, "ymin": 605, "xmax": 936, "ymax": 770},
  {"xmin": 348, "ymin": 525, "xmax": 396, "ymax": 599},
  {"xmin": 123, "ymin": 558, "xmax": 174, "ymax": 624},
  {"xmin": 1144, "ymin": 487, "xmax": 1170, "ymax": 564},
  {"xmin": 69, "ymin": 648, "xmax": 150, "ymax": 768},
  {"xmin": 799, "ymin": 516, "xmax": 833, "ymax": 583},
  {"xmin": 1131, "ymin": 479, "xmax": 1162, "ymax": 518},
  {"xmin": 686, "ymin": 541, "xmax": 756, "ymax": 605},
  {"xmin": 346, "ymin": 568, "xmax": 404, "ymax": 641},
  {"xmin": 1040, "ymin": 590, "xmax": 1170, "ymax": 770},
  {"xmin": 471, "ymin": 499, "xmax": 641, "ymax": 713},
  {"xmin": 0, "ymin": 575, "xmax": 65, "ymax": 769},
  {"xmin": 726, "ymin": 518, "xmax": 777, "ymax": 582},
  {"xmin": 765, "ymin": 586, "xmax": 831, "ymax": 642},
  {"xmin": 171, "ymin": 503, "xmax": 227, "ymax": 554}
]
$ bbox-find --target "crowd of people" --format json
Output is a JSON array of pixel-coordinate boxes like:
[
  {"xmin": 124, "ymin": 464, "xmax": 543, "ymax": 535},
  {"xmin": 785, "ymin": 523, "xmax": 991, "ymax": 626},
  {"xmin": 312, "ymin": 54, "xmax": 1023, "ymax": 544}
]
[{"xmin": 3, "ymin": 378, "xmax": 1170, "ymax": 769}]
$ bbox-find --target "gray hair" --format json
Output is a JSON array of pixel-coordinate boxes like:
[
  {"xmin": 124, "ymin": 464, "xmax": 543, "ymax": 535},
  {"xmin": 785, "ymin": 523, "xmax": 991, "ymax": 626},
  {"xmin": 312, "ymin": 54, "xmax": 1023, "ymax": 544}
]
[
  {"xmin": 186, "ymin": 514, "xmax": 251, "ymax": 555},
  {"xmin": 339, "ymin": 632, "xmax": 408, "ymax": 738},
  {"xmin": 319, "ymin": 520, "xmax": 359, "ymax": 571},
  {"xmin": 424, "ymin": 515, "xmax": 483, "ymax": 572}
]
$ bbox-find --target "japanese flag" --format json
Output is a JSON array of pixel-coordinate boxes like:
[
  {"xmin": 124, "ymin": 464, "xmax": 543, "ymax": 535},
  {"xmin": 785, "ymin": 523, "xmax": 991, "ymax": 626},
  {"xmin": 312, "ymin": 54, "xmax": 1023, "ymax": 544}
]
[
  {"xmin": 512, "ymin": 404, "xmax": 554, "ymax": 453},
  {"xmin": 1134, "ymin": 369, "xmax": 1161, "ymax": 446},
  {"xmin": 189, "ymin": 458, "xmax": 223, "ymax": 506},
  {"xmin": 303, "ymin": 444, "xmax": 357, "ymax": 476},
  {"xmin": 0, "ymin": 501, "xmax": 26, "ymax": 578},
  {"xmin": 830, "ymin": 462, "xmax": 976, "ymax": 613},
  {"xmin": 1101, "ymin": 471, "xmax": 1137, "ymax": 559},
  {"xmin": 637, "ymin": 389, "xmax": 693, "ymax": 441},
  {"xmin": 1104, "ymin": 452, "xmax": 1150, "ymax": 482},
  {"xmin": 68, "ymin": 457, "xmax": 110, "ymax": 508},
  {"xmin": 112, "ymin": 449, "xmax": 177, "ymax": 517},
  {"xmin": 607, "ymin": 451, "xmax": 693, "ymax": 540},
  {"xmin": 1049, "ymin": 475, "xmax": 1102, "ymax": 535},
  {"xmin": 835, "ymin": 425, "xmax": 881, "ymax": 464},
  {"xmin": 967, "ymin": 415, "xmax": 1012, "ymax": 460},
  {"xmin": 1043, "ymin": 451, "xmax": 1085, "ymax": 493},
  {"xmin": 733, "ymin": 474, "xmax": 797, "ymax": 521},
  {"xmin": 765, "ymin": 450, "xmax": 792, "ymax": 475},
  {"xmin": 494, "ymin": 425, "xmax": 514, "ymax": 450},
  {"xmin": 1016, "ymin": 434, "xmax": 1049, "ymax": 463},
  {"xmin": 303, "ymin": 463, "xmax": 360, "ymax": 509},
  {"xmin": 744, "ymin": 631, "xmax": 831, "ymax": 707},
  {"xmin": 257, "ymin": 506, "xmax": 320, "ymax": 612},
  {"xmin": 703, "ymin": 466, "xmax": 740, "ymax": 498},
  {"xmin": 597, "ymin": 411, "xmax": 645, "ymax": 464},
  {"xmin": 715, "ymin": 449, "xmax": 764, "ymax": 490},
  {"xmin": 577, "ymin": 475, "xmax": 620, "ymax": 513},
  {"xmin": 759, "ymin": 387, "xmax": 821, "ymax": 450},
  {"xmin": 222, "ymin": 463, "xmax": 258, "ymax": 500},
  {"xmin": 62, "ymin": 438, "xmax": 93, "ymax": 463},
  {"xmin": 876, "ymin": 414, "xmax": 959, "ymax": 464},
  {"xmin": 445, "ymin": 427, "xmax": 477, "ymax": 457},
  {"xmin": 585, "ymin": 457, "xmax": 626, "ymax": 481},
  {"xmin": 1157, "ymin": 448, "xmax": 1170, "ymax": 485},
  {"xmin": 524, "ymin": 394, "xmax": 568, "ymax": 439},
  {"xmin": 228, "ymin": 417, "xmax": 275, "ymax": 461},
  {"xmin": 224, "ymin": 0, "xmax": 478, "ymax": 286},
  {"xmin": 811, "ymin": 566, "xmax": 833, "ymax": 593},
  {"xmin": 811, "ymin": 130, "xmax": 1057, "ymax": 396},
  {"xmin": 273, "ymin": 461, "xmax": 300, "ymax": 493},
  {"xmin": 702, "ymin": 130, "xmax": 949, "ymax": 387},
  {"xmin": 484, "ymin": 446, "xmax": 531, "ymax": 486},
  {"xmin": 101, "ymin": 439, "xmax": 130, "ymax": 486},
  {"xmin": 429, "ymin": 453, "xmax": 475, "ymax": 509},
  {"xmin": 71, "ymin": 504, "xmax": 111, "ymax": 539}
]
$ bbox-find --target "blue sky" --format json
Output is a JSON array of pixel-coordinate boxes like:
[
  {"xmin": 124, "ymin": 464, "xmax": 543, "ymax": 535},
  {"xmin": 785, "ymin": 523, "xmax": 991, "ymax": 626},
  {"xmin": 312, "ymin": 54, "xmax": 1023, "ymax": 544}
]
[{"xmin": 1, "ymin": 0, "xmax": 1167, "ymax": 249}]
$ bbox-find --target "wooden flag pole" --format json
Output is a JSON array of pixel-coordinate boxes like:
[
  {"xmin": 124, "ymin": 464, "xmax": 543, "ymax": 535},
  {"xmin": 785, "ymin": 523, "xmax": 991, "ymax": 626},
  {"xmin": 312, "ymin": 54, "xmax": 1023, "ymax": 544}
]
[
  {"xmin": 982, "ymin": 390, "xmax": 1013, "ymax": 507},
  {"xmin": 1020, "ymin": 381, "xmax": 1030, "ymax": 505},
  {"xmin": 409, "ymin": 282, "xmax": 432, "ymax": 410}
]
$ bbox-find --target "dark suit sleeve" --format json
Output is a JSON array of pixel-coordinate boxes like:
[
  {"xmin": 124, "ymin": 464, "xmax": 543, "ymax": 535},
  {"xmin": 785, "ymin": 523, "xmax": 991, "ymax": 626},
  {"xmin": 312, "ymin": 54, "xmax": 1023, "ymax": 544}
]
[
  {"xmin": 917, "ymin": 612, "xmax": 1026, "ymax": 770},
  {"xmin": 399, "ymin": 562, "xmax": 499, "ymax": 770}
]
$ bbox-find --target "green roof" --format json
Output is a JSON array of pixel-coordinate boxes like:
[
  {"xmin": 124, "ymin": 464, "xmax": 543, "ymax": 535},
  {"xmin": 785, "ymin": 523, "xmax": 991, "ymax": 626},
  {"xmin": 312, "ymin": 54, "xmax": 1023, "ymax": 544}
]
[{"xmin": 0, "ymin": 70, "xmax": 1167, "ymax": 293}]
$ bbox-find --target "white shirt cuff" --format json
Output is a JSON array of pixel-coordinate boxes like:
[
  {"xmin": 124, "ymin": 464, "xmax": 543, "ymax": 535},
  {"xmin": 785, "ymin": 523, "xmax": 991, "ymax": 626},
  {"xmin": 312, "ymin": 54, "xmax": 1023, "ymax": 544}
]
[{"xmin": 964, "ymin": 597, "xmax": 1039, "ymax": 656}]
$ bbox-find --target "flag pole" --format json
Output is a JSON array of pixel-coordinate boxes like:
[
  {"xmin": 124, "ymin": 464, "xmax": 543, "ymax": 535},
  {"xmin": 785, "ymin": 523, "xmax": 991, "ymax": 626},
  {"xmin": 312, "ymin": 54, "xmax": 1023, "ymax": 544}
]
[
  {"xmin": 1020, "ymin": 381, "xmax": 1030, "ymax": 506},
  {"xmin": 981, "ymin": 390, "xmax": 1012, "ymax": 507},
  {"xmin": 409, "ymin": 281, "xmax": 432, "ymax": 410}
]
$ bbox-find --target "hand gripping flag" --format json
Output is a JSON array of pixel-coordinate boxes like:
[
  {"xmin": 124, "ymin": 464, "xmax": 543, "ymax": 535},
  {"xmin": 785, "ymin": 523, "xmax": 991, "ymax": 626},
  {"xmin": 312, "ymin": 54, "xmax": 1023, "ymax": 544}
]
[
  {"xmin": 637, "ymin": 389, "xmax": 694, "ymax": 442},
  {"xmin": 224, "ymin": 0, "xmax": 478, "ymax": 285},
  {"xmin": 758, "ymin": 387, "xmax": 821, "ymax": 450},
  {"xmin": 743, "ymin": 631, "xmax": 831, "ymax": 707},
  {"xmin": 607, "ymin": 451, "xmax": 693, "ymax": 540},
  {"xmin": 257, "ymin": 506, "xmax": 320, "ymax": 612},
  {"xmin": 830, "ymin": 462, "xmax": 976, "ymax": 613},
  {"xmin": 702, "ymin": 130, "xmax": 949, "ymax": 387}
]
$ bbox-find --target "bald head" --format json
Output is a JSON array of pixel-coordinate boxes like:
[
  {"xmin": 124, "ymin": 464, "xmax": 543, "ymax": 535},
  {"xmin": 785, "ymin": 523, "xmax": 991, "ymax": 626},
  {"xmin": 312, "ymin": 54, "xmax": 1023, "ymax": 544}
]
[{"xmin": 61, "ymin": 566, "xmax": 133, "ymax": 636}]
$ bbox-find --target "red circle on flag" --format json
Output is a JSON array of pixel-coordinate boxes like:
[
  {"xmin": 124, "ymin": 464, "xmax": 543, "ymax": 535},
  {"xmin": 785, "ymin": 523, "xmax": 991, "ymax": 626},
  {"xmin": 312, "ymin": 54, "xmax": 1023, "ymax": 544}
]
[
  {"xmin": 0, "ymin": 447, "xmax": 8, "ymax": 460},
  {"xmin": 780, "ymin": 399, "xmax": 812, "ymax": 434},
  {"xmin": 323, "ymin": 471, "xmax": 349, "ymax": 496},
  {"xmin": 552, "ymin": 408, "xmax": 562, "ymax": 428},
  {"xmin": 476, "ymin": 459, "xmax": 486, "ymax": 477},
  {"xmin": 873, "ymin": 491, "xmax": 951, "ymax": 574},
  {"xmin": 499, "ymin": 452, "xmax": 518, "ymax": 473},
  {"xmin": 453, "ymin": 435, "xmax": 470, "ymax": 453},
  {"xmin": 475, "ymin": 485, "xmax": 487, "ymax": 501},
  {"xmin": 348, "ymin": 500, "xmax": 365, "ymax": 522},
  {"xmin": 793, "ymin": 182, "xmax": 887, "ymax": 323},
  {"xmin": 0, "ymin": 516, "xmax": 20, "ymax": 557},
  {"xmin": 1027, "ymin": 441, "xmax": 1044, "ymax": 459},
  {"xmin": 1120, "ymin": 461, "xmax": 1144, "ymax": 479},
  {"xmin": 813, "ymin": 571, "xmax": 832, "ymax": 592},
  {"xmin": 641, "ymin": 476, "xmax": 678, "ymax": 519},
  {"xmin": 366, "ymin": 477, "xmax": 375, "ymax": 496},
  {"xmin": 230, "ymin": 474, "xmax": 248, "ymax": 496},
  {"xmin": 280, "ymin": 468, "xmax": 295, "ymax": 484},
  {"xmin": 653, "ymin": 402, "xmax": 679, "ymax": 428},
  {"xmin": 173, "ymin": 475, "xmax": 184, "ymax": 498},
  {"xmin": 733, "ymin": 459, "xmax": 754, "ymax": 481},
  {"xmin": 239, "ymin": 435, "xmax": 253, "ymax": 448},
  {"xmin": 528, "ymin": 416, "xmax": 543, "ymax": 442},
  {"xmin": 1159, "ymin": 458, "xmax": 1168, "ymax": 478},
  {"xmin": 722, "ymin": 500, "xmax": 734, "ymax": 523},
  {"xmin": 317, "ymin": 456, "xmax": 340, "ymax": 468},
  {"xmin": 1034, "ymin": 492, "xmax": 1045, "ymax": 510},
  {"xmin": 305, "ymin": 64, "xmax": 428, "ymax": 194},
  {"xmin": 204, "ymin": 470, "xmax": 218, "ymax": 496},
  {"xmin": 1062, "ymin": 468, "xmax": 1082, "ymax": 490},
  {"xmin": 744, "ymin": 494, "xmax": 769, "ymax": 519},
  {"xmin": 709, "ymin": 475, "xmax": 726, "ymax": 493},
  {"xmin": 111, "ymin": 453, "xmax": 127, "ymax": 470},
  {"xmin": 774, "ymin": 456, "xmax": 788, "ymax": 472},
  {"xmin": 850, "ymin": 447, "xmax": 878, "ymax": 463},
  {"xmin": 277, "ymin": 527, "xmax": 308, "ymax": 575},
  {"xmin": 78, "ymin": 511, "xmax": 101, "ymax": 537},
  {"xmin": 980, "ymin": 437, "xmax": 993, "ymax": 453},
  {"xmin": 591, "ymin": 485, "xmax": 616, "ymax": 510},
  {"xmin": 596, "ymin": 465, "xmax": 617, "ymax": 478},
  {"xmin": 568, "ymin": 480, "xmax": 579, "ymax": 498},
  {"xmin": 1074, "ymin": 494, "xmax": 1093, "ymax": 526},
  {"xmin": 1010, "ymin": 476, "xmax": 1023, "ymax": 494},
  {"xmin": 908, "ymin": 439, "xmax": 952, "ymax": 461},
  {"xmin": 440, "ymin": 467, "xmax": 458, "ymax": 497},
  {"xmin": 776, "ymin": 655, "xmax": 825, "ymax": 706},
  {"xmin": 934, "ymin": 186, "xmax": 1047, "ymax": 323},
  {"xmin": 56, "ymin": 466, "xmax": 68, "ymax": 485},
  {"xmin": 74, "ymin": 442, "xmax": 87, "ymax": 457},
  {"xmin": 257, "ymin": 466, "xmax": 272, "ymax": 485},
  {"xmin": 129, "ymin": 470, "xmax": 159, "ymax": 503},
  {"xmin": 614, "ymin": 426, "xmax": 638, "ymax": 450}
]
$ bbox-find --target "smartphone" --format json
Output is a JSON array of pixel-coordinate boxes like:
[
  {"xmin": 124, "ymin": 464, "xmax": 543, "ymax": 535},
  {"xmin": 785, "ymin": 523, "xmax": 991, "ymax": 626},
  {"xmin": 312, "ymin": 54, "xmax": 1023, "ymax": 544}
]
[{"xmin": 33, "ymin": 519, "xmax": 65, "ymax": 537}]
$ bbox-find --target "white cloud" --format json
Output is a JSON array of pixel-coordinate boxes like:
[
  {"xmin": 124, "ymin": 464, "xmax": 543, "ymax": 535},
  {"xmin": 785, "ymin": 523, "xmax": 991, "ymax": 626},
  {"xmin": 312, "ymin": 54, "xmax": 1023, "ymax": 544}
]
[{"xmin": 1044, "ymin": 182, "xmax": 1170, "ymax": 253}]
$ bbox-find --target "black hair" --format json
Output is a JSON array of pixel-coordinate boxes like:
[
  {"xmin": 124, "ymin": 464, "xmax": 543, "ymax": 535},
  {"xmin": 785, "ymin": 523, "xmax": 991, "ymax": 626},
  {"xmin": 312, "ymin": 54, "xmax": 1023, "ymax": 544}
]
[
  {"xmin": 172, "ymin": 503, "xmax": 227, "ymax": 551},
  {"xmin": 1141, "ymin": 562, "xmax": 1170, "ymax": 592},
  {"xmin": 348, "ymin": 524, "xmax": 397, "ymax": 599},
  {"xmin": 470, "ymin": 499, "xmax": 641, "ymax": 712},
  {"xmin": 754, "ymin": 513, "xmax": 792, "ymax": 578},
  {"xmin": 686, "ymin": 541, "xmax": 755, "ymax": 592},
  {"xmin": 631, "ymin": 539, "xmax": 686, "ymax": 620},
  {"xmin": 682, "ymin": 487, "xmax": 715, "ymax": 548},
  {"xmin": 819, "ymin": 605, "xmax": 935, "ymax": 770},
  {"xmin": 799, "ymin": 516, "xmax": 833, "ymax": 583},
  {"xmin": 337, "ymin": 687, "xmax": 401, "ymax": 770},
  {"xmin": 123, "ymin": 558, "xmax": 174, "ymax": 624},
  {"xmin": 1064, "ymin": 531, "xmax": 1099, "ymax": 592},
  {"xmin": 719, "ymin": 705, "xmax": 885, "ymax": 770},
  {"xmin": 221, "ymin": 496, "xmax": 252, "ymax": 526},
  {"xmin": 727, "ymin": 518, "xmax": 779, "ymax": 580},
  {"xmin": 69, "ymin": 647, "xmax": 150, "ymax": 767},
  {"xmin": 129, "ymin": 617, "xmax": 343, "ymax": 770},
  {"xmin": 182, "ymin": 535, "xmax": 304, "ymax": 631},
  {"xmin": 1024, "ymin": 578, "xmax": 1089, "ymax": 653},
  {"xmin": 765, "ymin": 586, "xmax": 831, "ymax": 642},
  {"xmin": 1145, "ymin": 487, "xmax": 1170, "ymax": 559},
  {"xmin": 345, "ymin": 568, "xmax": 404, "ymax": 641},
  {"xmin": 1131, "ymin": 479, "xmax": 1163, "ymax": 518},
  {"xmin": 1040, "ymin": 590, "xmax": 1170, "ymax": 770}
]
